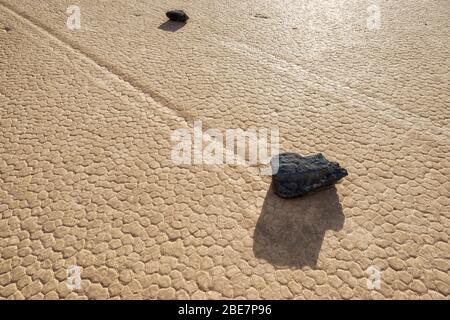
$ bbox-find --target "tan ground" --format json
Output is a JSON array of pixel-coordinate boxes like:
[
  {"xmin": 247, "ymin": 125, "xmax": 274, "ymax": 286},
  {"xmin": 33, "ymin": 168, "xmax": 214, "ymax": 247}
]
[{"xmin": 0, "ymin": 0, "xmax": 449, "ymax": 299}]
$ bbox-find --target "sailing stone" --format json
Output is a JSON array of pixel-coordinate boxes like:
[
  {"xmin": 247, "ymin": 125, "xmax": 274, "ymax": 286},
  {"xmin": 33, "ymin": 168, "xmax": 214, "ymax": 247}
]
[
  {"xmin": 271, "ymin": 153, "xmax": 348, "ymax": 198},
  {"xmin": 166, "ymin": 10, "xmax": 189, "ymax": 23}
]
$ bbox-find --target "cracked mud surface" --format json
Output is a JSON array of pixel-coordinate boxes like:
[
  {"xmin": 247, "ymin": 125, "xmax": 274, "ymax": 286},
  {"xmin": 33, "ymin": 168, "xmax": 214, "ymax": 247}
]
[{"xmin": 0, "ymin": 1, "xmax": 449, "ymax": 299}]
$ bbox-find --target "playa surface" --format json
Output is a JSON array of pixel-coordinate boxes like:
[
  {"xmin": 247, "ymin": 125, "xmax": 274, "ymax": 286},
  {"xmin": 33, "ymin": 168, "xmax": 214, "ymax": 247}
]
[{"xmin": 0, "ymin": 0, "xmax": 449, "ymax": 299}]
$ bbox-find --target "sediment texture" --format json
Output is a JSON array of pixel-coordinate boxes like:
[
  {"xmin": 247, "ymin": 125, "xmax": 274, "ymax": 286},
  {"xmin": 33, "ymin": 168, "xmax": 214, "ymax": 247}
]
[{"xmin": 0, "ymin": 0, "xmax": 449, "ymax": 299}]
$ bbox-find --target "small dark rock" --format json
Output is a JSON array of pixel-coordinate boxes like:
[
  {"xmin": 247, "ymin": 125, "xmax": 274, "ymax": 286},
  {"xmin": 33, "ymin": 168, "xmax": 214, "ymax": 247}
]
[
  {"xmin": 166, "ymin": 10, "xmax": 189, "ymax": 23},
  {"xmin": 4, "ymin": 26, "xmax": 12, "ymax": 32},
  {"xmin": 271, "ymin": 153, "xmax": 348, "ymax": 198}
]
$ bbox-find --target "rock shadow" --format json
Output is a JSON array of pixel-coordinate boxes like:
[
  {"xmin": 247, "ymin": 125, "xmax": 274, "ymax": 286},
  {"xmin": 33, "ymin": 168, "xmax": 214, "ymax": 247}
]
[
  {"xmin": 253, "ymin": 185, "xmax": 345, "ymax": 268},
  {"xmin": 158, "ymin": 20, "xmax": 186, "ymax": 32}
]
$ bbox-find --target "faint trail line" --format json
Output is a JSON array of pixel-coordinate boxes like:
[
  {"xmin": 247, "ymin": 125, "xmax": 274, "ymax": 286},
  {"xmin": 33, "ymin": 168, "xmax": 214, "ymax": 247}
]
[
  {"xmin": 1, "ymin": 1, "xmax": 448, "ymax": 140},
  {"xmin": 214, "ymin": 37, "xmax": 450, "ymax": 136},
  {"xmin": 0, "ymin": 1, "xmax": 196, "ymax": 127},
  {"xmin": 0, "ymin": 2, "xmax": 275, "ymax": 170}
]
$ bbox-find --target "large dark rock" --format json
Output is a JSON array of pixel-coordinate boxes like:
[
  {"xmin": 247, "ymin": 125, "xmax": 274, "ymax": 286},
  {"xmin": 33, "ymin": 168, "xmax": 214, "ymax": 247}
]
[
  {"xmin": 166, "ymin": 10, "xmax": 189, "ymax": 23},
  {"xmin": 271, "ymin": 153, "xmax": 348, "ymax": 198}
]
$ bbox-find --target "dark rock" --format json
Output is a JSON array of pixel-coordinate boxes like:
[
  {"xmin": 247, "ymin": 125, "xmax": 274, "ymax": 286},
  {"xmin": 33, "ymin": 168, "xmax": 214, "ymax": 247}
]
[
  {"xmin": 4, "ymin": 26, "xmax": 12, "ymax": 32},
  {"xmin": 166, "ymin": 10, "xmax": 189, "ymax": 23},
  {"xmin": 271, "ymin": 153, "xmax": 348, "ymax": 198}
]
